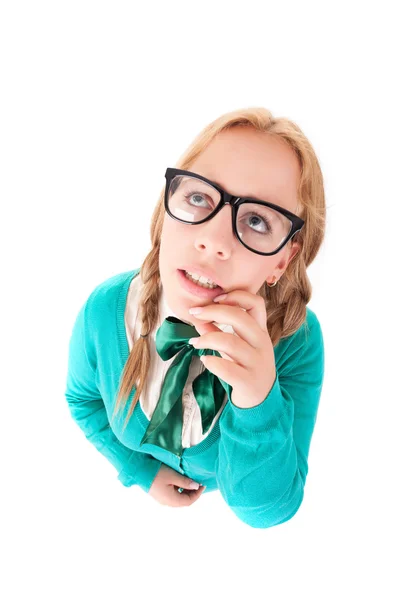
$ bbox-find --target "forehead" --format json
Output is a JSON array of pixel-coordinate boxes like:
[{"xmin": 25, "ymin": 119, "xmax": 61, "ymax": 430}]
[{"xmin": 188, "ymin": 127, "xmax": 300, "ymax": 213}]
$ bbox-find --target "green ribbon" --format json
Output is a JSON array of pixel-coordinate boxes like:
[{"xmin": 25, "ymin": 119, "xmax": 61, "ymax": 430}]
[{"xmin": 139, "ymin": 316, "xmax": 231, "ymax": 458}]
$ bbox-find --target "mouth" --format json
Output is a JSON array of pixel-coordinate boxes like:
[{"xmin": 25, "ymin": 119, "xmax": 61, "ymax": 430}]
[
  {"xmin": 178, "ymin": 265, "xmax": 225, "ymax": 291},
  {"xmin": 177, "ymin": 269, "xmax": 225, "ymax": 300}
]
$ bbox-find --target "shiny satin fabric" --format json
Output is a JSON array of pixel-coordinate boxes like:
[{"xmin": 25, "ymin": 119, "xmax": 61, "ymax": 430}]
[{"xmin": 139, "ymin": 316, "xmax": 229, "ymax": 458}]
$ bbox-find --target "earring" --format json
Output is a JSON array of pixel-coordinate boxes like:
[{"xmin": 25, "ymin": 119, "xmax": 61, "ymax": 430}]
[{"xmin": 267, "ymin": 277, "xmax": 278, "ymax": 287}]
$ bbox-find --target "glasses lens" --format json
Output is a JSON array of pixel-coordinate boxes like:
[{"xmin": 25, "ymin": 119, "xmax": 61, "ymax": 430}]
[
  {"xmin": 167, "ymin": 174, "xmax": 292, "ymax": 254},
  {"xmin": 236, "ymin": 202, "xmax": 292, "ymax": 254},
  {"xmin": 167, "ymin": 174, "xmax": 221, "ymax": 222}
]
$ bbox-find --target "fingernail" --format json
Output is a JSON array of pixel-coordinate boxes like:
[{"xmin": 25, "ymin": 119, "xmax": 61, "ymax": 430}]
[
  {"xmin": 189, "ymin": 480, "xmax": 200, "ymax": 489},
  {"xmin": 189, "ymin": 307, "xmax": 202, "ymax": 314},
  {"xmin": 188, "ymin": 337, "xmax": 199, "ymax": 345},
  {"xmin": 213, "ymin": 294, "xmax": 227, "ymax": 302}
]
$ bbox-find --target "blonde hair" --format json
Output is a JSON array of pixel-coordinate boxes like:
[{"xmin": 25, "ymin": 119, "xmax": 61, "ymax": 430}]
[{"xmin": 112, "ymin": 106, "xmax": 326, "ymax": 430}]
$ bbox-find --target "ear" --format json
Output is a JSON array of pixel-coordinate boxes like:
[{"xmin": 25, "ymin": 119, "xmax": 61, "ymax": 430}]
[
  {"xmin": 276, "ymin": 241, "xmax": 301, "ymax": 272},
  {"xmin": 287, "ymin": 241, "xmax": 301, "ymax": 265}
]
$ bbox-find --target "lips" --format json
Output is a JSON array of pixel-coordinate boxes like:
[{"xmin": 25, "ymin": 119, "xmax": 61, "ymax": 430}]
[
  {"xmin": 177, "ymin": 269, "xmax": 224, "ymax": 300},
  {"xmin": 179, "ymin": 264, "xmax": 224, "ymax": 290}
]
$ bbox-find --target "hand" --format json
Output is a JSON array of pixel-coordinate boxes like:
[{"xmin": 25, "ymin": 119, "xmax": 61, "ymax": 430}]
[
  {"xmin": 187, "ymin": 290, "xmax": 277, "ymax": 408},
  {"xmin": 148, "ymin": 464, "xmax": 206, "ymax": 507}
]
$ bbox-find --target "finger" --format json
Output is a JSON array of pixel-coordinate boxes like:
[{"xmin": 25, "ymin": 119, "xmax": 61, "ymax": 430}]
[
  {"xmin": 200, "ymin": 354, "xmax": 248, "ymax": 392},
  {"xmin": 191, "ymin": 299, "xmax": 268, "ymax": 350},
  {"xmin": 190, "ymin": 316, "xmax": 236, "ymax": 355},
  {"xmin": 214, "ymin": 290, "xmax": 268, "ymax": 332},
  {"xmin": 193, "ymin": 320, "xmax": 220, "ymax": 337},
  {"xmin": 190, "ymin": 330, "xmax": 255, "ymax": 368},
  {"xmin": 174, "ymin": 485, "xmax": 206, "ymax": 507},
  {"xmin": 171, "ymin": 472, "xmax": 202, "ymax": 490}
]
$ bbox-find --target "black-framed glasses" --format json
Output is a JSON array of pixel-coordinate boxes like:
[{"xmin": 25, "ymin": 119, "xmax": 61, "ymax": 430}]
[{"xmin": 164, "ymin": 168, "xmax": 305, "ymax": 256}]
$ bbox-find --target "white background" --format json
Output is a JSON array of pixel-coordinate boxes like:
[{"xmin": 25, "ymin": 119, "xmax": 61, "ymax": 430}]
[{"xmin": 1, "ymin": 1, "xmax": 399, "ymax": 599}]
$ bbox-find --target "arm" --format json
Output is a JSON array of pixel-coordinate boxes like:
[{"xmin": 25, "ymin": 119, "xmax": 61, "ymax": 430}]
[
  {"xmin": 216, "ymin": 316, "xmax": 325, "ymax": 528},
  {"xmin": 65, "ymin": 299, "xmax": 163, "ymax": 493}
]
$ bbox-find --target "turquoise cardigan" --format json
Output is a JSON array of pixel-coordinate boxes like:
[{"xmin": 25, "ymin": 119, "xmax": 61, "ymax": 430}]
[{"xmin": 65, "ymin": 268, "xmax": 325, "ymax": 529}]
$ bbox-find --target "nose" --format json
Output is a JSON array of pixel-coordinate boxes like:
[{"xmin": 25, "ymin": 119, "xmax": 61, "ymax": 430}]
[{"xmin": 193, "ymin": 204, "xmax": 234, "ymax": 257}]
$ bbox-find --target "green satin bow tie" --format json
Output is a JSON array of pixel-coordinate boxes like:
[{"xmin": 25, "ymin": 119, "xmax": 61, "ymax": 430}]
[{"xmin": 139, "ymin": 316, "xmax": 231, "ymax": 458}]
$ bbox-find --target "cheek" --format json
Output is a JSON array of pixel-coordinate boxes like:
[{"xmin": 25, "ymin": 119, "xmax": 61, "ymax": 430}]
[
  {"xmin": 247, "ymin": 262, "xmax": 274, "ymax": 291},
  {"xmin": 162, "ymin": 215, "xmax": 183, "ymax": 239},
  {"xmin": 160, "ymin": 219, "xmax": 187, "ymax": 264}
]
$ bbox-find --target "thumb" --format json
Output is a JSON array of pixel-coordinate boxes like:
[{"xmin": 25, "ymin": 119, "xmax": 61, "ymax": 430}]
[
  {"xmin": 194, "ymin": 321, "xmax": 219, "ymax": 336},
  {"xmin": 172, "ymin": 473, "xmax": 201, "ymax": 490}
]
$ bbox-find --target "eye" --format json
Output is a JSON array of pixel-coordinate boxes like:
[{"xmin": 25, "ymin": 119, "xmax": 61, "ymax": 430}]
[
  {"xmin": 242, "ymin": 210, "xmax": 273, "ymax": 234},
  {"xmin": 183, "ymin": 191, "xmax": 213, "ymax": 208}
]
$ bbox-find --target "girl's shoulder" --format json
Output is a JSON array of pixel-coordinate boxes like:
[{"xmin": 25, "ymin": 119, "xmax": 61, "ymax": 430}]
[
  {"xmin": 80, "ymin": 268, "xmax": 141, "ymax": 335},
  {"xmin": 274, "ymin": 305, "xmax": 324, "ymax": 371},
  {"xmin": 294, "ymin": 305, "xmax": 323, "ymax": 348},
  {"xmin": 73, "ymin": 269, "xmax": 141, "ymax": 352},
  {"xmin": 304, "ymin": 306, "xmax": 323, "ymax": 336},
  {"xmin": 86, "ymin": 267, "xmax": 141, "ymax": 307}
]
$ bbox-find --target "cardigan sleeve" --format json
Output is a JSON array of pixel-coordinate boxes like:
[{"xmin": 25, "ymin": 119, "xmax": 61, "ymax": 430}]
[
  {"xmin": 65, "ymin": 300, "xmax": 163, "ymax": 493},
  {"xmin": 215, "ymin": 313, "xmax": 325, "ymax": 528}
]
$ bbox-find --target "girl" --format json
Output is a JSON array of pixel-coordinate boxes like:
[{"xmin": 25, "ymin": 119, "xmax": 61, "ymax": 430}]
[{"xmin": 65, "ymin": 106, "xmax": 325, "ymax": 529}]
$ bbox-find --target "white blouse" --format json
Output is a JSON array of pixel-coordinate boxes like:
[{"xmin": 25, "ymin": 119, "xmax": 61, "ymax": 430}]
[{"xmin": 124, "ymin": 272, "xmax": 233, "ymax": 448}]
